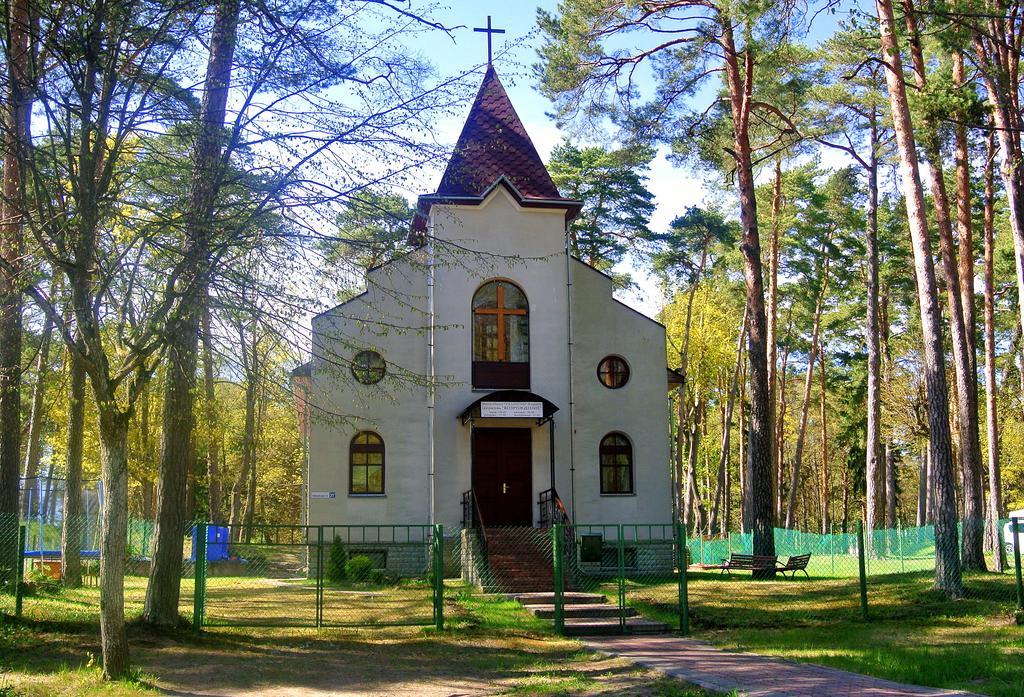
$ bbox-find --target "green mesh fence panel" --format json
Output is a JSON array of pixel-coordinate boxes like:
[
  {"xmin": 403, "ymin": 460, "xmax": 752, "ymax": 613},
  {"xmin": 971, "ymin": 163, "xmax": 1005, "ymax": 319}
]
[
  {"xmin": 4, "ymin": 517, "xmax": 1020, "ymax": 632},
  {"xmin": 201, "ymin": 525, "xmax": 317, "ymax": 628},
  {"xmin": 319, "ymin": 525, "xmax": 438, "ymax": 628},
  {"xmin": 195, "ymin": 524, "xmax": 449, "ymax": 629},
  {"xmin": 3, "ymin": 515, "xmax": 197, "ymax": 623},
  {"xmin": 0, "ymin": 513, "xmax": 20, "ymax": 598}
]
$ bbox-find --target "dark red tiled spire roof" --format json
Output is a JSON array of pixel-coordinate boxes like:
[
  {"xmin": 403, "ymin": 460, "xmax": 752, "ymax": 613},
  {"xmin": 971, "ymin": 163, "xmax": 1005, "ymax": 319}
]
[{"xmin": 436, "ymin": 66, "xmax": 564, "ymax": 200}]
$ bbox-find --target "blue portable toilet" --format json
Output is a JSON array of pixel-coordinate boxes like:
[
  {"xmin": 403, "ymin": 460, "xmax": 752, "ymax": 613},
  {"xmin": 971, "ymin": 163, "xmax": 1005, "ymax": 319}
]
[{"xmin": 191, "ymin": 525, "xmax": 230, "ymax": 562}]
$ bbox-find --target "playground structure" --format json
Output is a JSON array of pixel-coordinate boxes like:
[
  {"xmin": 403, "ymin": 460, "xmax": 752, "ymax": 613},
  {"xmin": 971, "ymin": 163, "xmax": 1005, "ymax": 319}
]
[
  {"xmin": 20, "ymin": 475, "xmax": 103, "ymax": 557},
  {"xmin": 14, "ymin": 476, "xmax": 235, "ymax": 581},
  {"xmin": 17, "ymin": 476, "xmax": 155, "ymax": 579}
]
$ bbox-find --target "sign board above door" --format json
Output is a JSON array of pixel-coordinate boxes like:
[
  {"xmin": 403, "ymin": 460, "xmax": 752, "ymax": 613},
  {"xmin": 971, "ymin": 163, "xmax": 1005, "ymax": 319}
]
[{"xmin": 480, "ymin": 401, "xmax": 544, "ymax": 418}]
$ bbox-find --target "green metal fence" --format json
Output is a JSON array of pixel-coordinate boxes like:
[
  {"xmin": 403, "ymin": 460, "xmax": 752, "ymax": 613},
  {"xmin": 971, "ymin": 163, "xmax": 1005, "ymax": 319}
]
[
  {"xmin": 3, "ymin": 516, "xmax": 1022, "ymax": 636},
  {"xmin": 193, "ymin": 523, "xmax": 448, "ymax": 630},
  {"xmin": 554, "ymin": 523, "xmax": 686, "ymax": 634}
]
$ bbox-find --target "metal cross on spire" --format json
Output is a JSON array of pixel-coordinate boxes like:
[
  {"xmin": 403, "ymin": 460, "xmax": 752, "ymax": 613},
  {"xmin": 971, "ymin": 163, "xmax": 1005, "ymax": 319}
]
[{"xmin": 473, "ymin": 16, "xmax": 505, "ymax": 65}]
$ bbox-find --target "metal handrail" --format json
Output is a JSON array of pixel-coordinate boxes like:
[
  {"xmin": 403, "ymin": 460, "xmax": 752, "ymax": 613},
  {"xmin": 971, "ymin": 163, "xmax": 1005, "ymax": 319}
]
[
  {"xmin": 538, "ymin": 488, "xmax": 570, "ymax": 527},
  {"xmin": 461, "ymin": 488, "xmax": 489, "ymax": 548}
]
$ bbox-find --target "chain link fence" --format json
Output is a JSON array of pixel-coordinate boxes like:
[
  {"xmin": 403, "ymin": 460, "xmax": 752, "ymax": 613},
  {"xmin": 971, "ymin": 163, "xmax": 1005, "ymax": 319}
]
[
  {"xmin": 195, "ymin": 523, "xmax": 447, "ymax": 630},
  {"xmin": 1, "ymin": 514, "xmax": 193, "ymax": 623},
  {"xmin": 3, "ymin": 515, "xmax": 1022, "ymax": 636}
]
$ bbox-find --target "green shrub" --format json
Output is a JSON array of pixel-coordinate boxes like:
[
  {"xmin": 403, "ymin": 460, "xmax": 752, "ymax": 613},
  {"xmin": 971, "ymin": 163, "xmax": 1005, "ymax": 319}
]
[
  {"xmin": 370, "ymin": 568, "xmax": 386, "ymax": 585},
  {"xmin": 345, "ymin": 555, "xmax": 374, "ymax": 582},
  {"xmin": 23, "ymin": 568, "xmax": 61, "ymax": 596},
  {"xmin": 326, "ymin": 538, "xmax": 347, "ymax": 583}
]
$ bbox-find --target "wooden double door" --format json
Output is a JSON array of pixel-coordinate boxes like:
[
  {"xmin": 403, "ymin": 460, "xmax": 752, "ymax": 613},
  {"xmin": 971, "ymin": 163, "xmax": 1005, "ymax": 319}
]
[{"xmin": 472, "ymin": 428, "xmax": 532, "ymax": 526}]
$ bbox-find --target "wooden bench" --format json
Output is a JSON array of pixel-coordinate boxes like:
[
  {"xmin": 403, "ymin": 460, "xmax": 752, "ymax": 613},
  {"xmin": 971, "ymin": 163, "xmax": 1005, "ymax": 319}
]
[
  {"xmin": 710, "ymin": 553, "xmax": 779, "ymax": 575},
  {"xmin": 774, "ymin": 552, "xmax": 815, "ymax": 577},
  {"xmin": 776, "ymin": 553, "xmax": 812, "ymax": 578}
]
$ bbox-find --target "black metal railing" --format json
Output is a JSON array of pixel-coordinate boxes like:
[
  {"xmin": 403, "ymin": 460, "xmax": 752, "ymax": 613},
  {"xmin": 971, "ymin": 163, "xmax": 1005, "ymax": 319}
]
[
  {"xmin": 461, "ymin": 489, "xmax": 491, "ymax": 585},
  {"xmin": 461, "ymin": 489, "xmax": 477, "ymax": 529},
  {"xmin": 538, "ymin": 488, "xmax": 570, "ymax": 528}
]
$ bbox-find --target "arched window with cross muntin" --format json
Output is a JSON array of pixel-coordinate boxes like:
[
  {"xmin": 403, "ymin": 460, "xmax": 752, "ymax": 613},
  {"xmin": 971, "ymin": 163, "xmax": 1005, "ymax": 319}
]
[{"xmin": 472, "ymin": 280, "xmax": 529, "ymax": 388}]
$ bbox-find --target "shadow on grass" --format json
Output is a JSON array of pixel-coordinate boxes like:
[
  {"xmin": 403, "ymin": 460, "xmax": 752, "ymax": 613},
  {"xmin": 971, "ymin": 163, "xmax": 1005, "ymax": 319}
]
[
  {"xmin": 0, "ymin": 587, "xmax": 567, "ymax": 696},
  {"xmin": 620, "ymin": 570, "xmax": 1021, "ymax": 630}
]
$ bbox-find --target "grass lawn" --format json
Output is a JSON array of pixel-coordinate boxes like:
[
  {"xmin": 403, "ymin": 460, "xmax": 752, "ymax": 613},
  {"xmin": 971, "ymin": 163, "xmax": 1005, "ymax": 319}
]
[
  {"xmin": 617, "ymin": 569, "xmax": 1023, "ymax": 697},
  {"xmin": 0, "ymin": 581, "xmax": 717, "ymax": 696},
  {"xmin": 6, "ymin": 561, "xmax": 1019, "ymax": 696}
]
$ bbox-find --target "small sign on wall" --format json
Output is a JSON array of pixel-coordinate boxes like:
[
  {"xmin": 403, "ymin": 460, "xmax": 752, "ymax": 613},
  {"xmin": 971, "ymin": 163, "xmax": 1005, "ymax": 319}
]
[
  {"xmin": 310, "ymin": 491, "xmax": 336, "ymax": 499},
  {"xmin": 480, "ymin": 401, "xmax": 544, "ymax": 418}
]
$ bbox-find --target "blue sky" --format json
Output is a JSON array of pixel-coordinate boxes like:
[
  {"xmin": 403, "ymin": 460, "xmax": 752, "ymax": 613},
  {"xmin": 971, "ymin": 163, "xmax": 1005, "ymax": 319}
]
[{"xmin": 397, "ymin": 1, "xmax": 865, "ymax": 315}]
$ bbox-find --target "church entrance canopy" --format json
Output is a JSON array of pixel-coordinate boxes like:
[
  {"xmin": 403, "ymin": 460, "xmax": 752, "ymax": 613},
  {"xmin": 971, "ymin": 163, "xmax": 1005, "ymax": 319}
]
[{"xmin": 458, "ymin": 389, "xmax": 559, "ymax": 425}]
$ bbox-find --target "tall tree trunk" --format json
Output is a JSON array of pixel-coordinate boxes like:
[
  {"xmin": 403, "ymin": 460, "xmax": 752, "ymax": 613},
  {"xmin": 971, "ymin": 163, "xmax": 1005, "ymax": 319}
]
[
  {"xmin": 953, "ymin": 54, "xmax": 978, "ymax": 381},
  {"xmin": 864, "ymin": 119, "xmax": 885, "ymax": 536},
  {"xmin": 242, "ymin": 453, "xmax": 257, "ymax": 542},
  {"xmin": 916, "ymin": 448, "xmax": 928, "ymax": 527},
  {"xmin": 202, "ymin": 299, "xmax": 222, "ymax": 523},
  {"xmin": 235, "ymin": 374, "xmax": 258, "ymax": 540},
  {"xmin": 927, "ymin": 445, "xmax": 937, "ymax": 524},
  {"xmin": 841, "ymin": 465, "xmax": 850, "ymax": 533},
  {"xmin": 775, "ymin": 342, "xmax": 790, "ymax": 521},
  {"xmin": 61, "ymin": 353, "xmax": 86, "ymax": 588},
  {"xmin": 885, "ymin": 443, "xmax": 897, "ymax": 527},
  {"xmin": 951, "ymin": 51, "xmax": 986, "ymax": 570},
  {"xmin": 96, "ymin": 404, "xmax": 131, "ymax": 680},
  {"xmin": 880, "ymin": 287, "xmax": 895, "ymax": 529},
  {"xmin": 229, "ymin": 323, "xmax": 257, "ymax": 542},
  {"xmin": 972, "ymin": 31, "xmax": 1024, "ymax": 351},
  {"xmin": 881, "ymin": 271, "xmax": 895, "ymax": 532},
  {"xmin": 709, "ymin": 309, "xmax": 746, "ymax": 535},
  {"xmin": 685, "ymin": 399, "xmax": 706, "ymax": 535},
  {"xmin": 675, "ymin": 393, "xmax": 687, "ymax": 526},
  {"xmin": 139, "ymin": 385, "xmax": 155, "ymax": 521},
  {"xmin": 1015, "ymin": 321, "xmax": 1024, "ymax": 395},
  {"xmin": 0, "ymin": 0, "xmax": 34, "ymax": 518},
  {"xmin": 228, "ymin": 460, "xmax": 248, "ymax": 541},
  {"xmin": 675, "ymin": 244, "xmax": 709, "ymax": 523},
  {"xmin": 21, "ymin": 314, "xmax": 54, "ymax": 516},
  {"xmin": 767, "ymin": 159, "xmax": 782, "ymax": 498},
  {"xmin": 739, "ymin": 359, "xmax": 749, "ymax": 534},
  {"xmin": 241, "ymin": 360, "xmax": 265, "ymax": 544},
  {"xmin": 145, "ymin": 349, "xmax": 195, "ymax": 625},
  {"xmin": 902, "ymin": 8, "xmax": 984, "ymax": 571},
  {"xmin": 722, "ymin": 21, "xmax": 774, "ymax": 565},
  {"xmin": 982, "ymin": 132, "xmax": 1004, "ymax": 571},
  {"xmin": 819, "ymin": 346, "xmax": 829, "ymax": 534},
  {"xmin": 785, "ymin": 263, "xmax": 828, "ymax": 529},
  {"xmin": 723, "ymin": 441, "xmax": 731, "ymax": 536},
  {"xmin": 876, "ymin": 0, "xmax": 963, "ymax": 596},
  {"xmin": 144, "ymin": 0, "xmax": 241, "ymax": 625}
]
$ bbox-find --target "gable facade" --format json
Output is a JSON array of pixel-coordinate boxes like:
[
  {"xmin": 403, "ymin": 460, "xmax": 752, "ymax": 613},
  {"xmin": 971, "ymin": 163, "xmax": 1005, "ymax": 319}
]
[{"xmin": 304, "ymin": 69, "xmax": 672, "ymax": 532}]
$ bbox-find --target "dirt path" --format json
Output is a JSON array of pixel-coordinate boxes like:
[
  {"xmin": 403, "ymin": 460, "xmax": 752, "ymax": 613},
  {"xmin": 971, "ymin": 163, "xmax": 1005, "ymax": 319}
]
[{"xmin": 139, "ymin": 632, "xmax": 701, "ymax": 697}]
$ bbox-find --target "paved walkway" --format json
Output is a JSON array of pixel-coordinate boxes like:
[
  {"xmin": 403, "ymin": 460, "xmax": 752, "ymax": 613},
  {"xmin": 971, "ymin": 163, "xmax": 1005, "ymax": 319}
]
[{"xmin": 585, "ymin": 636, "xmax": 980, "ymax": 697}]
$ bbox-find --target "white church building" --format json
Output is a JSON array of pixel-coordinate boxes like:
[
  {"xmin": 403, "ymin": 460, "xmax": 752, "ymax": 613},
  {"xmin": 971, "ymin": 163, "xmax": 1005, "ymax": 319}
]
[{"xmin": 299, "ymin": 66, "xmax": 675, "ymax": 538}]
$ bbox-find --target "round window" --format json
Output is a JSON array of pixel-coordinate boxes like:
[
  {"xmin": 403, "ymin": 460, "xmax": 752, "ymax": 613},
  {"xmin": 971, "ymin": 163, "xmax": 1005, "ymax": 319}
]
[
  {"xmin": 352, "ymin": 350, "xmax": 386, "ymax": 385},
  {"xmin": 597, "ymin": 356, "xmax": 630, "ymax": 389}
]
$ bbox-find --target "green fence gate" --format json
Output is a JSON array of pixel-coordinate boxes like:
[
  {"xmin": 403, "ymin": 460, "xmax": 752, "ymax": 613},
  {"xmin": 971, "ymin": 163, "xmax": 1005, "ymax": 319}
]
[{"xmin": 191, "ymin": 523, "xmax": 447, "ymax": 631}]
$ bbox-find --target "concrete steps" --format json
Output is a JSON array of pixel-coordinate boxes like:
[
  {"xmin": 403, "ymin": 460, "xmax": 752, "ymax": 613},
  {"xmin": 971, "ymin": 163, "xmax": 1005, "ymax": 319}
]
[
  {"xmin": 481, "ymin": 528, "xmax": 556, "ymax": 593},
  {"xmin": 511, "ymin": 591, "xmax": 668, "ymax": 635},
  {"xmin": 475, "ymin": 528, "xmax": 669, "ymax": 635},
  {"xmin": 527, "ymin": 603, "xmax": 638, "ymax": 619},
  {"xmin": 563, "ymin": 617, "xmax": 670, "ymax": 636},
  {"xmin": 513, "ymin": 592, "xmax": 606, "ymax": 606}
]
